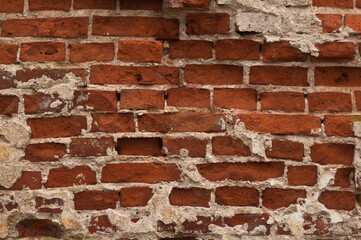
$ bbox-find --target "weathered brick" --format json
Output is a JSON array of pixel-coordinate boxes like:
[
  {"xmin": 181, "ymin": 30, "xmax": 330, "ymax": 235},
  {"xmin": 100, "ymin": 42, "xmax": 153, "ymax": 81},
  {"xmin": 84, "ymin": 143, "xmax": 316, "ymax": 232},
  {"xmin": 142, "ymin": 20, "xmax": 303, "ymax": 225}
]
[
  {"xmin": 310, "ymin": 143, "xmax": 354, "ymax": 165},
  {"xmin": 167, "ymin": 88, "xmax": 210, "ymax": 108},
  {"xmin": 25, "ymin": 143, "xmax": 66, "ymax": 162},
  {"xmin": 0, "ymin": 71, "xmax": 16, "ymax": 90},
  {"xmin": 45, "ymin": 166, "xmax": 97, "ymax": 188},
  {"xmin": 266, "ymin": 139, "xmax": 304, "ymax": 161},
  {"xmin": 212, "ymin": 136, "xmax": 251, "ymax": 156},
  {"xmin": 73, "ymin": 90, "xmax": 118, "ymax": 112},
  {"xmin": 169, "ymin": 188, "xmax": 211, "ymax": 207},
  {"xmin": 318, "ymin": 191, "xmax": 355, "ymax": 210},
  {"xmin": 138, "ymin": 112, "xmax": 225, "ymax": 133},
  {"xmin": 17, "ymin": 219, "xmax": 62, "ymax": 238},
  {"xmin": 236, "ymin": 114, "xmax": 321, "ymax": 135},
  {"xmin": 27, "ymin": 116, "xmax": 87, "ymax": 138},
  {"xmin": 70, "ymin": 138, "xmax": 114, "ymax": 157},
  {"xmin": 24, "ymin": 94, "xmax": 66, "ymax": 114},
  {"xmin": 169, "ymin": 40, "xmax": 212, "ymax": 59},
  {"xmin": 0, "ymin": 171, "xmax": 42, "ymax": 190},
  {"xmin": 215, "ymin": 187, "xmax": 259, "ymax": 206},
  {"xmin": 184, "ymin": 65, "xmax": 243, "ymax": 85},
  {"xmin": 250, "ymin": 66, "xmax": 308, "ymax": 86},
  {"xmin": 70, "ymin": 43, "xmax": 114, "ymax": 63},
  {"xmin": 2, "ymin": 18, "xmax": 88, "ymax": 38},
  {"xmin": 90, "ymin": 65, "xmax": 179, "ymax": 85},
  {"xmin": 261, "ymin": 91, "xmax": 304, "ymax": 112},
  {"xmin": 324, "ymin": 115, "xmax": 355, "ymax": 137},
  {"xmin": 224, "ymin": 214, "xmax": 270, "ymax": 233},
  {"xmin": 0, "ymin": 96, "xmax": 18, "ymax": 114},
  {"xmin": 0, "ymin": 0, "xmax": 24, "ymax": 12},
  {"xmin": 118, "ymin": 40, "xmax": 163, "ymax": 63},
  {"xmin": 356, "ymin": 91, "xmax": 361, "ymax": 110},
  {"xmin": 91, "ymin": 113, "xmax": 135, "ymax": 133},
  {"xmin": 16, "ymin": 68, "xmax": 86, "ymax": 83},
  {"xmin": 313, "ymin": 0, "xmax": 353, "ymax": 8},
  {"xmin": 182, "ymin": 216, "xmax": 223, "ymax": 233},
  {"xmin": 35, "ymin": 197, "xmax": 64, "ymax": 213},
  {"xmin": 117, "ymin": 138, "xmax": 163, "ymax": 156},
  {"xmin": 165, "ymin": 0, "xmax": 209, "ymax": 9},
  {"xmin": 316, "ymin": 14, "xmax": 342, "ymax": 33},
  {"xmin": 102, "ymin": 163, "xmax": 181, "ymax": 183},
  {"xmin": 197, "ymin": 162, "xmax": 285, "ymax": 181},
  {"xmin": 0, "ymin": 44, "xmax": 18, "ymax": 64},
  {"xmin": 262, "ymin": 188, "xmax": 306, "ymax": 209},
  {"xmin": 345, "ymin": 15, "xmax": 361, "ymax": 33},
  {"xmin": 287, "ymin": 166, "xmax": 318, "ymax": 186},
  {"xmin": 120, "ymin": 187, "xmax": 153, "ymax": 207},
  {"xmin": 213, "ymin": 88, "xmax": 257, "ymax": 110},
  {"xmin": 93, "ymin": 16, "xmax": 179, "ymax": 39},
  {"xmin": 163, "ymin": 137, "xmax": 207, "ymax": 157},
  {"xmin": 74, "ymin": 191, "xmax": 118, "ymax": 210},
  {"xmin": 186, "ymin": 13, "xmax": 229, "ymax": 35},
  {"xmin": 216, "ymin": 39, "xmax": 260, "ymax": 60},
  {"xmin": 29, "ymin": 0, "xmax": 71, "ymax": 11},
  {"xmin": 89, "ymin": 215, "xmax": 116, "ymax": 234},
  {"xmin": 119, "ymin": 0, "xmax": 162, "ymax": 10},
  {"xmin": 20, "ymin": 42, "xmax": 65, "ymax": 62},
  {"xmin": 73, "ymin": 0, "xmax": 116, "ymax": 9},
  {"xmin": 333, "ymin": 168, "xmax": 353, "ymax": 187},
  {"xmin": 303, "ymin": 215, "xmax": 331, "ymax": 235},
  {"xmin": 262, "ymin": 41, "xmax": 308, "ymax": 62},
  {"xmin": 308, "ymin": 92, "xmax": 352, "ymax": 112},
  {"xmin": 311, "ymin": 42, "xmax": 355, "ymax": 62},
  {"xmin": 315, "ymin": 67, "xmax": 361, "ymax": 87},
  {"xmin": 120, "ymin": 89, "xmax": 164, "ymax": 110}
]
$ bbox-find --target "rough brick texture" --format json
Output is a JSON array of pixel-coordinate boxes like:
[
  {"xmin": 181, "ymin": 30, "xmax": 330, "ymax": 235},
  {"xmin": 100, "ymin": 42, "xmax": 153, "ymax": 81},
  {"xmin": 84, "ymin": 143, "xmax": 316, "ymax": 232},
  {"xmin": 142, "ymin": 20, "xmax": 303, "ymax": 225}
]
[{"xmin": 1, "ymin": 0, "xmax": 360, "ymax": 239}]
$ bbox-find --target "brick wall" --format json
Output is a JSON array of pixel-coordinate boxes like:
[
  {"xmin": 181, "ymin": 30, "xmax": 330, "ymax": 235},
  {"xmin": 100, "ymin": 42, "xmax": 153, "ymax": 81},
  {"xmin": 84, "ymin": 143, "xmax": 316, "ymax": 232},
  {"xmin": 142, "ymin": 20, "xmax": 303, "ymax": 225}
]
[{"xmin": 0, "ymin": 0, "xmax": 360, "ymax": 239}]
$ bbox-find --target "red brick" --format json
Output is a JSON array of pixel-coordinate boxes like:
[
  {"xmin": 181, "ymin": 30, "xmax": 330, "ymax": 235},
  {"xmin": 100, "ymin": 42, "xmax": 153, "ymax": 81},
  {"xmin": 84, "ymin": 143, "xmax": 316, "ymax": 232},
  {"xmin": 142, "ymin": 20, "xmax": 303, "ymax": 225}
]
[
  {"xmin": 118, "ymin": 40, "xmax": 162, "ymax": 63},
  {"xmin": 16, "ymin": 68, "xmax": 86, "ymax": 83},
  {"xmin": 315, "ymin": 67, "xmax": 361, "ymax": 87},
  {"xmin": 91, "ymin": 113, "xmax": 135, "ymax": 133},
  {"xmin": 165, "ymin": 0, "xmax": 209, "ymax": 9},
  {"xmin": 216, "ymin": 39, "xmax": 260, "ymax": 60},
  {"xmin": 333, "ymin": 168, "xmax": 353, "ymax": 187},
  {"xmin": 74, "ymin": 191, "xmax": 118, "ymax": 210},
  {"xmin": 316, "ymin": 14, "xmax": 342, "ymax": 33},
  {"xmin": 73, "ymin": 90, "xmax": 117, "ymax": 112},
  {"xmin": 287, "ymin": 166, "xmax": 318, "ymax": 186},
  {"xmin": 70, "ymin": 43, "xmax": 114, "ymax": 63},
  {"xmin": 93, "ymin": 16, "xmax": 179, "ymax": 39},
  {"xmin": 357, "ymin": 91, "xmax": 361, "ymax": 110},
  {"xmin": 90, "ymin": 65, "xmax": 179, "ymax": 85},
  {"xmin": 117, "ymin": 138, "xmax": 163, "ymax": 156},
  {"xmin": 358, "ymin": 0, "xmax": 361, "ymax": 7},
  {"xmin": 27, "ymin": 116, "xmax": 87, "ymax": 138},
  {"xmin": 35, "ymin": 197, "xmax": 63, "ymax": 213},
  {"xmin": 0, "ymin": 71, "xmax": 16, "ymax": 89},
  {"xmin": 0, "ymin": 96, "xmax": 18, "ymax": 114},
  {"xmin": 197, "ymin": 162, "xmax": 285, "ymax": 181},
  {"xmin": 45, "ymin": 166, "xmax": 96, "ymax": 188},
  {"xmin": 212, "ymin": 136, "xmax": 251, "ymax": 156},
  {"xmin": 310, "ymin": 143, "xmax": 354, "ymax": 165},
  {"xmin": 261, "ymin": 91, "xmax": 304, "ymax": 112},
  {"xmin": 324, "ymin": 115, "xmax": 355, "ymax": 137},
  {"xmin": 29, "ymin": 0, "xmax": 71, "ymax": 11},
  {"xmin": 303, "ymin": 215, "xmax": 331, "ymax": 235},
  {"xmin": 0, "ymin": 0, "xmax": 23, "ymax": 12},
  {"xmin": 24, "ymin": 94, "xmax": 66, "ymax": 114},
  {"xmin": 120, "ymin": 187, "xmax": 153, "ymax": 207},
  {"xmin": 345, "ymin": 15, "xmax": 361, "ymax": 33},
  {"xmin": 266, "ymin": 139, "xmax": 304, "ymax": 161},
  {"xmin": 250, "ymin": 66, "xmax": 308, "ymax": 86},
  {"xmin": 120, "ymin": 89, "xmax": 164, "ymax": 110},
  {"xmin": 308, "ymin": 92, "xmax": 352, "ymax": 112},
  {"xmin": 224, "ymin": 214, "xmax": 270, "ymax": 233},
  {"xmin": 70, "ymin": 138, "xmax": 114, "ymax": 157},
  {"xmin": 236, "ymin": 114, "xmax": 321, "ymax": 135},
  {"xmin": 262, "ymin": 41, "xmax": 308, "ymax": 62},
  {"xmin": 163, "ymin": 137, "xmax": 207, "ymax": 157},
  {"xmin": 17, "ymin": 219, "xmax": 62, "ymax": 238},
  {"xmin": 25, "ymin": 143, "xmax": 66, "ymax": 162},
  {"xmin": 213, "ymin": 88, "xmax": 257, "ymax": 110},
  {"xmin": 186, "ymin": 13, "xmax": 229, "ymax": 35},
  {"xmin": 138, "ymin": 112, "xmax": 225, "ymax": 133},
  {"xmin": 215, "ymin": 187, "xmax": 259, "ymax": 206},
  {"xmin": 167, "ymin": 88, "xmax": 210, "ymax": 108},
  {"xmin": 20, "ymin": 42, "xmax": 65, "ymax": 62},
  {"xmin": 184, "ymin": 65, "xmax": 243, "ymax": 85},
  {"xmin": 313, "ymin": 0, "xmax": 353, "ymax": 8},
  {"xmin": 102, "ymin": 163, "xmax": 181, "ymax": 183},
  {"xmin": 311, "ymin": 42, "xmax": 355, "ymax": 62},
  {"xmin": 74, "ymin": 0, "xmax": 116, "ymax": 9},
  {"xmin": 169, "ymin": 188, "xmax": 211, "ymax": 207},
  {"xmin": 89, "ymin": 215, "xmax": 116, "ymax": 234},
  {"xmin": 119, "ymin": 0, "xmax": 162, "ymax": 10},
  {"xmin": 318, "ymin": 191, "xmax": 355, "ymax": 210},
  {"xmin": 0, "ymin": 44, "xmax": 17, "ymax": 64},
  {"xmin": 1, "ymin": 171, "xmax": 42, "ymax": 190},
  {"xmin": 262, "ymin": 188, "xmax": 306, "ymax": 209},
  {"xmin": 2, "ymin": 18, "xmax": 88, "ymax": 38},
  {"xmin": 169, "ymin": 40, "xmax": 212, "ymax": 59},
  {"xmin": 182, "ymin": 216, "xmax": 223, "ymax": 233}
]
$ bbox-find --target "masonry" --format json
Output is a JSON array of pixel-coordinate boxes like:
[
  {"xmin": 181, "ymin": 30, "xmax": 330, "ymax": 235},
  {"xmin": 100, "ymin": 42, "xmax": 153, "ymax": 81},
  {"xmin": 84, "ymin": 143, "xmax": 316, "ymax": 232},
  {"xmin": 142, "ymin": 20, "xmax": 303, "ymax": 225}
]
[{"xmin": 0, "ymin": 0, "xmax": 360, "ymax": 239}]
